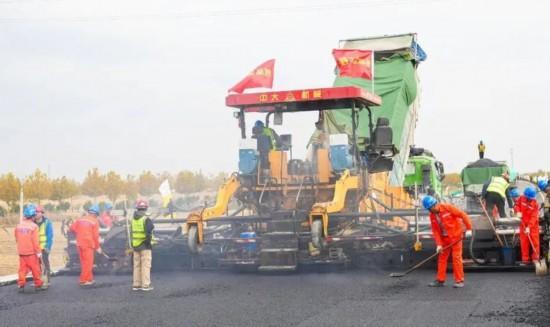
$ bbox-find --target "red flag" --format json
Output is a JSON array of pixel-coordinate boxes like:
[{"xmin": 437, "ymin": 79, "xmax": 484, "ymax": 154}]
[
  {"xmin": 332, "ymin": 49, "xmax": 373, "ymax": 79},
  {"xmin": 228, "ymin": 59, "xmax": 275, "ymax": 94}
]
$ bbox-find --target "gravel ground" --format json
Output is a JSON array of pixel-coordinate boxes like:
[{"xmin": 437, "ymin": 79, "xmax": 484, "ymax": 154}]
[{"xmin": 1, "ymin": 269, "xmax": 549, "ymax": 327}]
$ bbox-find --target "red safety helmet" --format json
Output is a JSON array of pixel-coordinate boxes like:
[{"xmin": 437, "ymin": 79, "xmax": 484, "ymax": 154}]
[
  {"xmin": 35, "ymin": 205, "xmax": 45, "ymax": 213},
  {"xmin": 135, "ymin": 199, "xmax": 148, "ymax": 210}
]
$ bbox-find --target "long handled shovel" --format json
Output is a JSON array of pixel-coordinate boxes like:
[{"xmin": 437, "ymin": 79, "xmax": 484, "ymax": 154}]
[
  {"xmin": 390, "ymin": 238, "xmax": 462, "ymax": 278},
  {"xmin": 478, "ymin": 198, "xmax": 505, "ymax": 247},
  {"xmin": 526, "ymin": 231, "xmax": 548, "ymax": 276}
]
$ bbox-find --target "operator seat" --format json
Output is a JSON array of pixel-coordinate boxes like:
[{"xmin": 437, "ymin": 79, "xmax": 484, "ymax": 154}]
[{"xmin": 373, "ymin": 117, "xmax": 392, "ymax": 147}]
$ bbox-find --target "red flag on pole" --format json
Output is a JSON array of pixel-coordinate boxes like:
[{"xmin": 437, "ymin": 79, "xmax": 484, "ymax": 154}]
[
  {"xmin": 332, "ymin": 49, "xmax": 373, "ymax": 80},
  {"xmin": 228, "ymin": 59, "xmax": 275, "ymax": 94}
]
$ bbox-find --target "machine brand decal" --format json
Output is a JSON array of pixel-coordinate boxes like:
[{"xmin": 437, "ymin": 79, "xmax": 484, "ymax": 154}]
[
  {"xmin": 312, "ymin": 90, "xmax": 322, "ymax": 99},
  {"xmin": 284, "ymin": 92, "xmax": 296, "ymax": 101}
]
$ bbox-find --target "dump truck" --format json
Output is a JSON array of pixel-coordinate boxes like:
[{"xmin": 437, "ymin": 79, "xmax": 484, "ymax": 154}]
[
  {"xmin": 403, "ymin": 147, "xmax": 445, "ymax": 199},
  {"xmin": 461, "ymin": 158, "xmax": 510, "ymax": 211}
]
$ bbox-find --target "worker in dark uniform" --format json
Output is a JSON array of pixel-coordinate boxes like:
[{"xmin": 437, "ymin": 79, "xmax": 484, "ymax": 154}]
[{"xmin": 132, "ymin": 199, "xmax": 155, "ymax": 292}]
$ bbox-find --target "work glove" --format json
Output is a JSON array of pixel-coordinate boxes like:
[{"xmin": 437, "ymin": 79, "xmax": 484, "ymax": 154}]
[
  {"xmin": 509, "ymin": 209, "xmax": 515, "ymax": 217},
  {"xmin": 525, "ymin": 227, "xmax": 530, "ymax": 234},
  {"xmin": 37, "ymin": 252, "xmax": 42, "ymax": 259},
  {"xmin": 436, "ymin": 245, "xmax": 443, "ymax": 253},
  {"xmin": 96, "ymin": 248, "xmax": 103, "ymax": 254},
  {"xmin": 465, "ymin": 230, "xmax": 473, "ymax": 238}
]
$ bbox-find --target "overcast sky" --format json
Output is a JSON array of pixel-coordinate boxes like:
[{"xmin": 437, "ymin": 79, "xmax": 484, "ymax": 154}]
[{"xmin": 0, "ymin": 0, "xmax": 548, "ymax": 180}]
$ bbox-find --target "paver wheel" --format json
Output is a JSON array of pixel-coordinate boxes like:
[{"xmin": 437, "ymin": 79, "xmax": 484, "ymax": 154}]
[
  {"xmin": 311, "ymin": 219, "xmax": 324, "ymax": 250},
  {"xmin": 187, "ymin": 225, "xmax": 203, "ymax": 254}
]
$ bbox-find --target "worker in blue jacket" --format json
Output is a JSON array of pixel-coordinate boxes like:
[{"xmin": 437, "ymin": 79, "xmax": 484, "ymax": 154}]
[{"xmin": 34, "ymin": 205, "xmax": 53, "ymax": 288}]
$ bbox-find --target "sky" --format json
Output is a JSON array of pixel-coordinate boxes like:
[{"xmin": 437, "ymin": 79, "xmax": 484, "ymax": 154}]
[{"xmin": 0, "ymin": 0, "xmax": 548, "ymax": 181}]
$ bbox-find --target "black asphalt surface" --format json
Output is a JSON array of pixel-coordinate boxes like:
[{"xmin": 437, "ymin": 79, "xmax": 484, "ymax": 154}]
[{"xmin": 1, "ymin": 269, "xmax": 549, "ymax": 327}]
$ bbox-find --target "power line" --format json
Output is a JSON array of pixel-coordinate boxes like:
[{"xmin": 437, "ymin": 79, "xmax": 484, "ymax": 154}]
[{"xmin": 0, "ymin": 0, "xmax": 453, "ymax": 23}]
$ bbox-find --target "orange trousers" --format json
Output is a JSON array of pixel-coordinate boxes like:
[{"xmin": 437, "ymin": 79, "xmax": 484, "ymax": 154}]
[
  {"xmin": 78, "ymin": 246, "xmax": 95, "ymax": 283},
  {"xmin": 436, "ymin": 237, "xmax": 464, "ymax": 283},
  {"xmin": 520, "ymin": 226, "xmax": 540, "ymax": 262},
  {"xmin": 18, "ymin": 254, "xmax": 43, "ymax": 288}
]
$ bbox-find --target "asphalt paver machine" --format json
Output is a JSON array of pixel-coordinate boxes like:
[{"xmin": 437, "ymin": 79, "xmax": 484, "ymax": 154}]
[{"xmin": 184, "ymin": 86, "xmax": 424, "ymax": 272}]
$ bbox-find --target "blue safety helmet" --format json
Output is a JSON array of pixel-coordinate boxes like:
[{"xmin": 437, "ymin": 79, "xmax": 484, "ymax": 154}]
[
  {"xmin": 104, "ymin": 203, "xmax": 113, "ymax": 210},
  {"xmin": 88, "ymin": 204, "xmax": 100, "ymax": 215},
  {"xmin": 254, "ymin": 120, "xmax": 264, "ymax": 128},
  {"xmin": 537, "ymin": 179, "xmax": 548, "ymax": 191},
  {"xmin": 509, "ymin": 187, "xmax": 520, "ymax": 198},
  {"xmin": 524, "ymin": 186, "xmax": 537, "ymax": 200},
  {"xmin": 422, "ymin": 196, "xmax": 438, "ymax": 210},
  {"xmin": 23, "ymin": 204, "xmax": 37, "ymax": 218}
]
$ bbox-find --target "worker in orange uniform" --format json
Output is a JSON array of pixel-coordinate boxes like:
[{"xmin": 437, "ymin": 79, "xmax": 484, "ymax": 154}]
[
  {"xmin": 99, "ymin": 203, "xmax": 114, "ymax": 229},
  {"xmin": 422, "ymin": 196, "xmax": 473, "ymax": 288},
  {"xmin": 70, "ymin": 204, "xmax": 102, "ymax": 286},
  {"xmin": 514, "ymin": 186, "xmax": 540, "ymax": 265},
  {"xmin": 15, "ymin": 204, "xmax": 45, "ymax": 292}
]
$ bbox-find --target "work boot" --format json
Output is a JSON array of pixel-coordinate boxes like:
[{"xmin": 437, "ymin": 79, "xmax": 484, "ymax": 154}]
[
  {"xmin": 141, "ymin": 286, "xmax": 154, "ymax": 292},
  {"xmin": 453, "ymin": 282, "xmax": 465, "ymax": 288},
  {"xmin": 35, "ymin": 285, "xmax": 48, "ymax": 291},
  {"xmin": 428, "ymin": 280, "xmax": 445, "ymax": 287},
  {"xmin": 82, "ymin": 280, "xmax": 95, "ymax": 287},
  {"xmin": 132, "ymin": 286, "xmax": 141, "ymax": 291},
  {"xmin": 17, "ymin": 286, "xmax": 24, "ymax": 293}
]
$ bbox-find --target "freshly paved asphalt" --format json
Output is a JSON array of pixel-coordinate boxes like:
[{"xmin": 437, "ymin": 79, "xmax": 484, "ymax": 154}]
[{"xmin": 1, "ymin": 269, "xmax": 549, "ymax": 327}]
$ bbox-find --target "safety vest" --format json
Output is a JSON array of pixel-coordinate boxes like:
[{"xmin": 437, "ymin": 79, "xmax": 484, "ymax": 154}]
[
  {"xmin": 263, "ymin": 128, "xmax": 278, "ymax": 150},
  {"xmin": 478, "ymin": 144, "xmax": 486, "ymax": 152},
  {"xmin": 131, "ymin": 216, "xmax": 147, "ymax": 248},
  {"xmin": 487, "ymin": 176, "xmax": 509, "ymax": 199},
  {"xmin": 39, "ymin": 221, "xmax": 47, "ymax": 250}
]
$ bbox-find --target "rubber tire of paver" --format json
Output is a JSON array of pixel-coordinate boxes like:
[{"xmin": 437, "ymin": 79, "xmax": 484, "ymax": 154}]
[
  {"xmin": 187, "ymin": 225, "xmax": 203, "ymax": 254},
  {"xmin": 311, "ymin": 219, "xmax": 324, "ymax": 250}
]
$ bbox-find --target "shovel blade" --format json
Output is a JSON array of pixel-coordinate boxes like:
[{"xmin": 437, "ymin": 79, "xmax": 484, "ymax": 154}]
[
  {"xmin": 389, "ymin": 272, "xmax": 406, "ymax": 278},
  {"xmin": 535, "ymin": 260, "xmax": 548, "ymax": 276}
]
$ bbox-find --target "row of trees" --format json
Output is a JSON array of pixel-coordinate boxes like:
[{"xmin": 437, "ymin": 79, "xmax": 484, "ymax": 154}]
[{"xmin": 0, "ymin": 168, "xmax": 227, "ymax": 212}]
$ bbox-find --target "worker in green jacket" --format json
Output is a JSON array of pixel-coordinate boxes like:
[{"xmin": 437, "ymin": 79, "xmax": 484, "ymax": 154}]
[
  {"xmin": 252, "ymin": 120, "xmax": 280, "ymax": 150},
  {"xmin": 132, "ymin": 199, "xmax": 155, "ymax": 292},
  {"xmin": 34, "ymin": 205, "xmax": 53, "ymax": 288},
  {"xmin": 482, "ymin": 172, "xmax": 513, "ymax": 218},
  {"xmin": 478, "ymin": 140, "xmax": 486, "ymax": 159}
]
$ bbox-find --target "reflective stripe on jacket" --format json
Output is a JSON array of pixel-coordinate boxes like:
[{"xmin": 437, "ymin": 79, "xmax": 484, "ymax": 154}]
[
  {"xmin": 15, "ymin": 219, "xmax": 41, "ymax": 255},
  {"xmin": 70, "ymin": 215, "xmax": 100, "ymax": 249},
  {"xmin": 132, "ymin": 216, "xmax": 147, "ymax": 248},
  {"xmin": 263, "ymin": 128, "xmax": 278, "ymax": 150},
  {"xmin": 37, "ymin": 217, "xmax": 53, "ymax": 251},
  {"xmin": 429, "ymin": 203, "xmax": 473, "ymax": 246},
  {"xmin": 486, "ymin": 176, "xmax": 509, "ymax": 199},
  {"xmin": 514, "ymin": 195, "xmax": 540, "ymax": 227}
]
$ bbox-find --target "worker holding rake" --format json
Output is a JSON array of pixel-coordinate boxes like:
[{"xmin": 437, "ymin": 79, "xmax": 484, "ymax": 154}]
[{"xmin": 423, "ymin": 196, "xmax": 472, "ymax": 288}]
